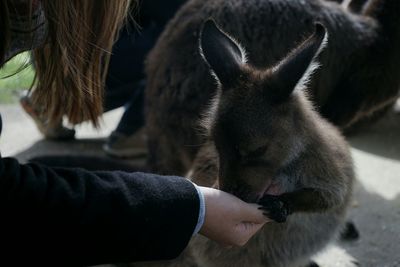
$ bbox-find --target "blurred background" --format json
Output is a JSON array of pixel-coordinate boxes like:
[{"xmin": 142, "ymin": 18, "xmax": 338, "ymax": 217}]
[{"xmin": 0, "ymin": 52, "xmax": 34, "ymax": 104}]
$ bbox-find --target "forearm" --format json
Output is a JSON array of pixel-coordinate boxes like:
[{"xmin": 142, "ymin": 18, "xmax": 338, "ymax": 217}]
[{"xmin": 0, "ymin": 157, "xmax": 199, "ymax": 265}]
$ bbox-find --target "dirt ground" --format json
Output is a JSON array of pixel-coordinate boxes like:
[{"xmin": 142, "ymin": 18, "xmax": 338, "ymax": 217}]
[{"xmin": 0, "ymin": 103, "xmax": 399, "ymax": 267}]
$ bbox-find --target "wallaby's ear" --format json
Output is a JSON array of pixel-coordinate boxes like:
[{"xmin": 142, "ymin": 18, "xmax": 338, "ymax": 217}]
[
  {"xmin": 200, "ymin": 19, "xmax": 245, "ymax": 88},
  {"xmin": 272, "ymin": 23, "xmax": 327, "ymax": 101}
]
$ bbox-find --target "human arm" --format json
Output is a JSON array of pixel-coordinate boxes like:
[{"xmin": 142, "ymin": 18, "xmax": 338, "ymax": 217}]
[
  {"xmin": 0, "ymin": 156, "xmax": 200, "ymax": 266},
  {"xmin": 0, "ymin": 157, "xmax": 269, "ymax": 266}
]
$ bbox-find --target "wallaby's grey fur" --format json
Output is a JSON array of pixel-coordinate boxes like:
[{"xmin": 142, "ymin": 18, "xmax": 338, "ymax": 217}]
[
  {"xmin": 347, "ymin": 0, "xmax": 367, "ymax": 12},
  {"xmin": 131, "ymin": 20, "xmax": 355, "ymax": 267},
  {"xmin": 145, "ymin": 0, "xmax": 400, "ymax": 176}
]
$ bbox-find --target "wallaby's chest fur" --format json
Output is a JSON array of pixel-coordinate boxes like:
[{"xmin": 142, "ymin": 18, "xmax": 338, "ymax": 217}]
[{"xmin": 186, "ymin": 94, "xmax": 353, "ymax": 267}]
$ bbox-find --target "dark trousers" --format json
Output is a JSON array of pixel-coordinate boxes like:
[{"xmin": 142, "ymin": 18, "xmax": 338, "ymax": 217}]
[{"xmin": 104, "ymin": 0, "xmax": 187, "ymax": 135}]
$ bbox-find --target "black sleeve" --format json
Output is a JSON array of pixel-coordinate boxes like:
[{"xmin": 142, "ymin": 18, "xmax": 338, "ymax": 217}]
[{"xmin": 0, "ymin": 156, "xmax": 200, "ymax": 266}]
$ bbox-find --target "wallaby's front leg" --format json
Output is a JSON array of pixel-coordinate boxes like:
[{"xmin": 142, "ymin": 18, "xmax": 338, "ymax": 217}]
[{"xmin": 258, "ymin": 188, "xmax": 335, "ymax": 223}]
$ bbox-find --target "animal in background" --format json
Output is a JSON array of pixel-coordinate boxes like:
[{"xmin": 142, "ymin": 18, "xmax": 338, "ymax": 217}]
[{"xmin": 145, "ymin": 0, "xmax": 400, "ymax": 176}]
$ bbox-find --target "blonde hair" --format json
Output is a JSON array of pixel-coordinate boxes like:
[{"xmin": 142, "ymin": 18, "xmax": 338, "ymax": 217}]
[{"xmin": 30, "ymin": 0, "xmax": 133, "ymax": 126}]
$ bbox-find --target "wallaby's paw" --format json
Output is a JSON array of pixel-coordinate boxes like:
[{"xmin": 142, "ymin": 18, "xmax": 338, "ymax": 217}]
[{"xmin": 258, "ymin": 195, "xmax": 290, "ymax": 223}]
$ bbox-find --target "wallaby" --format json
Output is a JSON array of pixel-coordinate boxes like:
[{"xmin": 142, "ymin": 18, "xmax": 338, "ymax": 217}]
[
  {"xmin": 145, "ymin": 0, "xmax": 400, "ymax": 176},
  {"xmin": 130, "ymin": 20, "xmax": 355, "ymax": 267}
]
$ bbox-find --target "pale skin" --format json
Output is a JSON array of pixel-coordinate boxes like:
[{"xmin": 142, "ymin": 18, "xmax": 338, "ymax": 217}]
[{"xmin": 198, "ymin": 186, "xmax": 271, "ymax": 246}]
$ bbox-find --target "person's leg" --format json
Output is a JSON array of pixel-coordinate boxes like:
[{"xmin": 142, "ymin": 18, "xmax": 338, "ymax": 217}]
[
  {"xmin": 19, "ymin": 22, "xmax": 156, "ymax": 142},
  {"xmin": 101, "ymin": 23, "xmax": 162, "ymax": 157},
  {"xmin": 19, "ymin": 54, "xmax": 76, "ymax": 140},
  {"xmin": 104, "ymin": 23, "xmax": 157, "ymax": 107},
  {"xmin": 103, "ymin": 22, "xmax": 162, "ymax": 119},
  {"xmin": 20, "ymin": 94, "xmax": 76, "ymax": 140},
  {"xmin": 102, "ymin": 81, "xmax": 147, "ymax": 158},
  {"xmin": 21, "ymin": 1, "xmax": 187, "ymax": 147},
  {"xmin": 113, "ymin": 81, "xmax": 145, "ymax": 135},
  {"xmin": 106, "ymin": 0, "xmax": 188, "ymax": 114},
  {"xmin": 102, "ymin": 1, "xmax": 188, "ymax": 157}
]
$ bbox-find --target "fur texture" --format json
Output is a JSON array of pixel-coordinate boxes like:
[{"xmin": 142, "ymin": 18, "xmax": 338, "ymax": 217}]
[
  {"xmin": 132, "ymin": 19, "xmax": 355, "ymax": 267},
  {"xmin": 145, "ymin": 0, "xmax": 400, "ymax": 175}
]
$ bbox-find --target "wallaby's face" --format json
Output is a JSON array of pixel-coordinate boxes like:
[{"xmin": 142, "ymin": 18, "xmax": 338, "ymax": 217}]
[
  {"xmin": 211, "ymin": 75, "xmax": 300, "ymax": 201},
  {"xmin": 200, "ymin": 20, "xmax": 326, "ymax": 202}
]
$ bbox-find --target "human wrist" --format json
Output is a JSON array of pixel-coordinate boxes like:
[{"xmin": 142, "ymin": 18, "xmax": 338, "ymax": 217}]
[{"xmin": 192, "ymin": 183, "xmax": 206, "ymax": 236}]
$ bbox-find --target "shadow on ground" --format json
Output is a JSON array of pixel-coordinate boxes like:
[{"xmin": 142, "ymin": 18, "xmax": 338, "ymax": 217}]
[
  {"xmin": 348, "ymin": 106, "xmax": 400, "ymax": 160},
  {"xmin": 314, "ymin": 182, "xmax": 400, "ymax": 267},
  {"xmin": 14, "ymin": 138, "xmax": 147, "ymax": 171}
]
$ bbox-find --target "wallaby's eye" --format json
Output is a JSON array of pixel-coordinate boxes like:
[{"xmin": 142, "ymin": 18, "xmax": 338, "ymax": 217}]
[
  {"xmin": 246, "ymin": 145, "xmax": 268, "ymax": 158},
  {"xmin": 234, "ymin": 144, "xmax": 268, "ymax": 159}
]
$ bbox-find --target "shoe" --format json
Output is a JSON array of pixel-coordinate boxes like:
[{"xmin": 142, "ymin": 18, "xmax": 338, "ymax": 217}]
[
  {"xmin": 103, "ymin": 128, "xmax": 148, "ymax": 158},
  {"xmin": 20, "ymin": 95, "xmax": 75, "ymax": 140}
]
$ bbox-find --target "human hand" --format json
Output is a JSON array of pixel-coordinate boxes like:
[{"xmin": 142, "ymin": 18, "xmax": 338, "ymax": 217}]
[{"xmin": 198, "ymin": 186, "xmax": 271, "ymax": 246}]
